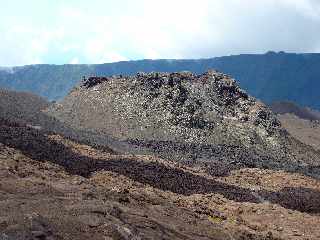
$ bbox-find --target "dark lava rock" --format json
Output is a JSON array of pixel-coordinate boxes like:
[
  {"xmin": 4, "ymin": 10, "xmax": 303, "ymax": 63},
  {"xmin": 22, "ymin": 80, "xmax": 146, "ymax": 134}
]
[{"xmin": 47, "ymin": 70, "xmax": 320, "ymax": 178}]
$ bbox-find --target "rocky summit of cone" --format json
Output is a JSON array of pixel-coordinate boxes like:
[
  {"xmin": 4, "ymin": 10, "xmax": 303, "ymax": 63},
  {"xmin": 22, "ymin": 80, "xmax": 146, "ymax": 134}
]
[{"xmin": 47, "ymin": 70, "xmax": 320, "ymax": 177}]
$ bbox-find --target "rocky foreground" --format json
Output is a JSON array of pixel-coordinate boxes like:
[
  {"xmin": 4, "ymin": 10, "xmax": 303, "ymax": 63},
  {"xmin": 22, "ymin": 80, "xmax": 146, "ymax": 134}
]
[
  {"xmin": 2, "ymin": 71, "xmax": 320, "ymax": 239},
  {"xmin": 1, "ymin": 118, "xmax": 320, "ymax": 239}
]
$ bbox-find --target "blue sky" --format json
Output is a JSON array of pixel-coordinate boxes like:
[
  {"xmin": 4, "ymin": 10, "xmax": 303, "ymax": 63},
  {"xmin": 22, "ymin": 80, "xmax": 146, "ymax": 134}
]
[{"xmin": 0, "ymin": 0, "xmax": 320, "ymax": 66}]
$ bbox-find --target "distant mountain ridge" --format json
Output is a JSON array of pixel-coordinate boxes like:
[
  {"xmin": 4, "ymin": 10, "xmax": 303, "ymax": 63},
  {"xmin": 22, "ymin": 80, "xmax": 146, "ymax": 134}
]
[{"xmin": 1, "ymin": 52, "xmax": 320, "ymax": 109}]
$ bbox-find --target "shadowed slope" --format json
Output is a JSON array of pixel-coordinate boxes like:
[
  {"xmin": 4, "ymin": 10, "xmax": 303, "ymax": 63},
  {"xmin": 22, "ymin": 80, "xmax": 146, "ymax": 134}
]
[
  {"xmin": 1, "ymin": 118, "xmax": 320, "ymax": 214},
  {"xmin": 47, "ymin": 71, "xmax": 320, "ymax": 178}
]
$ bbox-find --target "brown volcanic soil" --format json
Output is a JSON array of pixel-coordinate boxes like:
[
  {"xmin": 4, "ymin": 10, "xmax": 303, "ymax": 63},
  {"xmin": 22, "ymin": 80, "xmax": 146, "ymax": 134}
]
[
  {"xmin": 270, "ymin": 101, "xmax": 320, "ymax": 121},
  {"xmin": 1, "ymin": 119, "xmax": 320, "ymax": 240},
  {"xmin": 2, "ymin": 75, "xmax": 320, "ymax": 239},
  {"xmin": 270, "ymin": 101, "xmax": 320, "ymax": 151},
  {"xmin": 276, "ymin": 113, "xmax": 320, "ymax": 151}
]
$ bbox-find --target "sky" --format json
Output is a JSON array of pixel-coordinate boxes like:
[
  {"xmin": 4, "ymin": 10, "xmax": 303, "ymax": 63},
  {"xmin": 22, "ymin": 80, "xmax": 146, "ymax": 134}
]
[{"xmin": 0, "ymin": 0, "xmax": 320, "ymax": 66}]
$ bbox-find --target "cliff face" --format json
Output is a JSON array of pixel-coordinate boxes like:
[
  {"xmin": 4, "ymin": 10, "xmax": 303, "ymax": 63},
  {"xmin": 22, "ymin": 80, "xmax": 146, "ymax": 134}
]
[{"xmin": 47, "ymin": 71, "xmax": 320, "ymax": 177}]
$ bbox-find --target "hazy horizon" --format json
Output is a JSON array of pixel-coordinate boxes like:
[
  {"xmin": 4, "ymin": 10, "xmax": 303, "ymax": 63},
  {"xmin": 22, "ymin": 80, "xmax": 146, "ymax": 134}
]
[{"xmin": 0, "ymin": 50, "xmax": 318, "ymax": 68}]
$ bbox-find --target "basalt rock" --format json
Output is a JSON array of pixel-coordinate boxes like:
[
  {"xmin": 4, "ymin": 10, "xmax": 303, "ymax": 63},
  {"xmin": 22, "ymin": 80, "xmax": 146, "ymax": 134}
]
[
  {"xmin": 47, "ymin": 70, "xmax": 320, "ymax": 177},
  {"xmin": 3, "ymin": 117, "xmax": 320, "ymax": 239}
]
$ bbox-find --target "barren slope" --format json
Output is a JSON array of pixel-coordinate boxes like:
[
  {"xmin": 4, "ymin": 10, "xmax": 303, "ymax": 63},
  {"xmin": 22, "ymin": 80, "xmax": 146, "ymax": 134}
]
[
  {"xmin": 270, "ymin": 101, "xmax": 320, "ymax": 121},
  {"xmin": 2, "ymin": 72, "xmax": 320, "ymax": 239},
  {"xmin": 1, "ymin": 118, "xmax": 320, "ymax": 239},
  {"xmin": 275, "ymin": 114, "xmax": 320, "ymax": 151},
  {"xmin": 47, "ymin": 71, "xmax": 320, "ymax": 178}
]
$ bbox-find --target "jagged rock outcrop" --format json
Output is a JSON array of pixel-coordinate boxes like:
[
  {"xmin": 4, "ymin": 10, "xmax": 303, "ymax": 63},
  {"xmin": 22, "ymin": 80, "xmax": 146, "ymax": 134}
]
[{"xmin": 47, "ymin": 71, "xmax": 320, "ymax": 177}]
